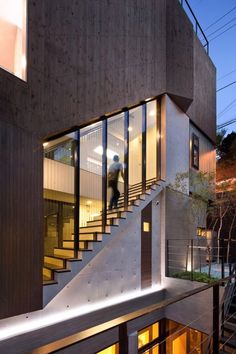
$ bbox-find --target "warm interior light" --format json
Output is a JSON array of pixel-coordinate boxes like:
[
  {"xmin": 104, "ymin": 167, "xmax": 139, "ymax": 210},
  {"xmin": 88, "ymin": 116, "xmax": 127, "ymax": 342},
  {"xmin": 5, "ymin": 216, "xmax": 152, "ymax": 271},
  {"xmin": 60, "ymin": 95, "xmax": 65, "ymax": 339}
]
[
  {"xmin": 0, "ymin": 0, "xmax": 27, "ymax": 80},
  {"xmin": 149, "ymin": 110, "xmax": 156, "ymax": 117},
  {"xmin": 94, "ymin": 146, "xmax": 118, "ymax": 160},
  {"xmin": 91, "ymin": 213, "xmax": 100, "ymax": 218},
  {"xmin": 21, "ymin": 55, "xmax": 26, "ymax": 70},
  {"xmin": 87, "ymin": 157, "xmax": 102, "ymax": 167},
  {"xmin": 43, "ymin": 142, "xmax": 49, "ymax": 147},
  {"xmin": 128, "ymin": 127, "xmax": 133, "ymax": 132},
  {"xmin": 86, "ymin": 200, "xmax": 92, "ymax": 205},
  {"xmin": 143, "ymin": 222, "xmax": 150, "ymax": 232}
]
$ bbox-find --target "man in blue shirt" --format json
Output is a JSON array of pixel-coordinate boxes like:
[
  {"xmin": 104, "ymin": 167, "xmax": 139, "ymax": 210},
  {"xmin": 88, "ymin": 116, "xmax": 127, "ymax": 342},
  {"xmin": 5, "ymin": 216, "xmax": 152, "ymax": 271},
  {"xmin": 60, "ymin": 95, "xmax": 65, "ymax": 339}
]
[{"xmin": 108, "ymin": 155, "xmax": 124, "ymax": 209}]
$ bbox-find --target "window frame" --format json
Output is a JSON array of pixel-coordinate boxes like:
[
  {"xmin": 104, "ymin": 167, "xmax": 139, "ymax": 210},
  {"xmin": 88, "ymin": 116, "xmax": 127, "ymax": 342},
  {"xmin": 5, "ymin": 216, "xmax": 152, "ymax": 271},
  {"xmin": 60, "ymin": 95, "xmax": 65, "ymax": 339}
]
[{"xmin": 191, "ymin": 133, "xmax": 199, "ymax": 170}]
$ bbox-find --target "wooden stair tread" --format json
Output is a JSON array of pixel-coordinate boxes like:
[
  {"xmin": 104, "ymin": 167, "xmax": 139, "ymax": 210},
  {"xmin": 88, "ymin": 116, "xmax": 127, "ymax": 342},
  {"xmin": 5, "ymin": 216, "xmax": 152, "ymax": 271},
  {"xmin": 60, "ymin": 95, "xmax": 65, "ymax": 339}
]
[
  {"xmin": 44, "ymin": 263, "xmax": 64, "ymax": 270},
  {"xmin": 44, "ymin": 254, "xmax": 66, "ymax": 261},
  {"xmin": 63, "ymin": 239, "xmax": 102, "ymax": 242},
  {"xmin": 45, "ymin": 254, "xmax": 80, "ymax": 261},
  {"xmin": 224, "ymin": 322, "xmax": 236, "ymax": 332},
  {"xmin": 43, "ymin": 279, "xmax": 58, "ymax": 286},
  {"xmin": 55, "ymin": 247, "xmax": 93, "ymax": 252},
  {"xmin": 43, "ymin": 179, "xmax": 161, "ymax": 286}
]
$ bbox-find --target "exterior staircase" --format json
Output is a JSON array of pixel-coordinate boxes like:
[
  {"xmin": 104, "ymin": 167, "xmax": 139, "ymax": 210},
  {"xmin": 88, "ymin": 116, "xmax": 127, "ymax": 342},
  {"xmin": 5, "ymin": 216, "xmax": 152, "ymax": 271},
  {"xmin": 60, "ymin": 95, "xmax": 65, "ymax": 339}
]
[{"xmin": 43, "ymin": 179, "xmax": 164, "ymax": 305}]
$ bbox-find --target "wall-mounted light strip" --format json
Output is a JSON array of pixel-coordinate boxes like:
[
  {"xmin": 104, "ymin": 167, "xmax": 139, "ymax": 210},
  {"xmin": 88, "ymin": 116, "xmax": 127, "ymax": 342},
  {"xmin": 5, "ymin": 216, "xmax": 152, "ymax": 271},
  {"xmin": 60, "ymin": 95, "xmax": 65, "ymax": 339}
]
[{"xmin": 0, "ymin": 285, "xmax": 162, "ymax": 341}]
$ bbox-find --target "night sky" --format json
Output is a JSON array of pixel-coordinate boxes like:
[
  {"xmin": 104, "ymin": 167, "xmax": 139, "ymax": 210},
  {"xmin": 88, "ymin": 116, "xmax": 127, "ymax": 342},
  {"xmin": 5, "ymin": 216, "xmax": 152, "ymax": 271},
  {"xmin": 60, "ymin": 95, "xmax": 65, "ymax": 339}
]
[{"xmin": 187, "ymin": 0, "xmax": 236, "ymax": 134}]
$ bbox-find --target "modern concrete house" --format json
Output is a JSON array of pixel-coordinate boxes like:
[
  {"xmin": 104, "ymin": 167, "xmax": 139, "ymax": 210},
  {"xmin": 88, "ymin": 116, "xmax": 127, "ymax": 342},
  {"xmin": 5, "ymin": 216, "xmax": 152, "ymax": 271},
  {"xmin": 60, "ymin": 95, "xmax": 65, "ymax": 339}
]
[{"xmin": 0, "ymin": 0, "xmax": 221, "ymax": 353}]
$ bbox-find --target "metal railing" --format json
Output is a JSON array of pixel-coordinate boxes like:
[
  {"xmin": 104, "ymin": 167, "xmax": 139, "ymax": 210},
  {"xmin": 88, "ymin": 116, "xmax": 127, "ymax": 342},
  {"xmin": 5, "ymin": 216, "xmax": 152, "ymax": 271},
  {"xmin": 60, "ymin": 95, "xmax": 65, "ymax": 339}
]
[
  {"xmin": 35, "ymin": 271, "xmax": 236, "ymax": 353},
  {"xmin": 167, "ymin": 238, "xmax": 230, "ymax": 281},
  {"xmin": 179, "ymin": 0, "xmax": 209, "ymax": 54}
]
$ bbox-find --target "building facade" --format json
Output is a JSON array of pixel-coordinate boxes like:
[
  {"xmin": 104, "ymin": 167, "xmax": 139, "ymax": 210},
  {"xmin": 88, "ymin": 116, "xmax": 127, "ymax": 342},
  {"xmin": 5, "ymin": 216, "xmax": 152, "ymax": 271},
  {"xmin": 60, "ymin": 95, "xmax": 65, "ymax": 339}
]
[{"xmin": 0, "ymin": 0, "xmax": 216, "ymax": 353}]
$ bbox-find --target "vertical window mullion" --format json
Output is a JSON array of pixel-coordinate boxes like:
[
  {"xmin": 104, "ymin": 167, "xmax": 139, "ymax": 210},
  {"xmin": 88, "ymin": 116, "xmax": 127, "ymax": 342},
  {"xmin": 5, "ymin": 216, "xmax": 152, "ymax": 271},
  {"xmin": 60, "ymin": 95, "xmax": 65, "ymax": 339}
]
[
  {"xmin": 102, "ymin": 119, "xmax": 108, "ymax": 233},
  {"xmin": 156, "ymin": 98, "xmax": 162, "ymax": 180},
  {"xmin": 74, "ymin": 130, "xmax": 80, "ymax": 257},
  {"xmin": 142, "ymin": 103, "xmax": 147, "ymax": 193},
  {"xmin": 124, "ymin": 110, "xmax": 129, "ymax": 209}
]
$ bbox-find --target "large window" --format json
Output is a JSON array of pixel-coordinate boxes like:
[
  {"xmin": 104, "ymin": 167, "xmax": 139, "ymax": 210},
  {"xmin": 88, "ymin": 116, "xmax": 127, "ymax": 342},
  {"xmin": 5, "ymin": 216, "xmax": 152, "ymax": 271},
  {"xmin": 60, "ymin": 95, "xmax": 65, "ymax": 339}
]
[
  {"xmin": 138, "ymin": 322, "xmax": 159, "ymax": 353},
  {"xmin": 97, "ymin": 343, "xmax": 119, "ymax": 354},
  {"xmin": 0, "ymin": 0, "xmax": 27, "ymax": 80}
]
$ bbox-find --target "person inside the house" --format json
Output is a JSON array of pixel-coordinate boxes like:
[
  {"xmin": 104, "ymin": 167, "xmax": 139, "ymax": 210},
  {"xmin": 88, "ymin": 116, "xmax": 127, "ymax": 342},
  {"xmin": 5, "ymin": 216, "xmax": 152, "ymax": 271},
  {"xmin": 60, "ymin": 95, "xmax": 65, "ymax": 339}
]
[{"xmin": 108, "ymin": 155, "xmax": 124, "ymax": 209}]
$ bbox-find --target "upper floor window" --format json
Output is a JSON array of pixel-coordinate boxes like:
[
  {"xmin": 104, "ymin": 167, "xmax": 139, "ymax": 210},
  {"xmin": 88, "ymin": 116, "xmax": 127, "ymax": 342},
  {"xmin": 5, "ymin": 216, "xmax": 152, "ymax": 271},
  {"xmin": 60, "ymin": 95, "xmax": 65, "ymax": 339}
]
[
  {"xmin": 0, "ymin": 0, "xmax": 27, "ymax": 80},
  {"xmin": 191, "ymin": 133, "xmax": 199, "ymax": 170}
]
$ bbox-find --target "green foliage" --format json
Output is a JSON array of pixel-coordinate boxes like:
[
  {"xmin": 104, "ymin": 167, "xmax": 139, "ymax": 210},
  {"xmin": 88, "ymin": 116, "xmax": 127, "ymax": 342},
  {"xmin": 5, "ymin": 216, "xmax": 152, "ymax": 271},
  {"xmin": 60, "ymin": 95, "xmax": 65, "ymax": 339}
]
[
  {"xmin": 217, "ymin": 131, "xmax": 236, "ymax": 162},
  {"xmin": 190, "ymin": 170, "xmax": 215, "ymax": 203},
  {"xmin": 172, "ymin": 271, "xmax": 218, "ymax": 283}
]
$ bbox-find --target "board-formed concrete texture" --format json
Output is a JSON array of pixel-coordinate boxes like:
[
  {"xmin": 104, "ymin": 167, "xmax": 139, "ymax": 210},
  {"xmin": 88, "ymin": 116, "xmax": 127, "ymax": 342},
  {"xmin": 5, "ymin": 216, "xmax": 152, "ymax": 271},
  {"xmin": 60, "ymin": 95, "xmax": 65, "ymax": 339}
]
[
  {"xmin": 0, "ymin": 0, "xmax": 216, "ymax": 318},
  {"xmin": 187, "ymin": 36, "xmax": 216, "ymax": 143},
  {"xmin": 0, "ymin": 0, "xmax": 215, "ymax": 139}
]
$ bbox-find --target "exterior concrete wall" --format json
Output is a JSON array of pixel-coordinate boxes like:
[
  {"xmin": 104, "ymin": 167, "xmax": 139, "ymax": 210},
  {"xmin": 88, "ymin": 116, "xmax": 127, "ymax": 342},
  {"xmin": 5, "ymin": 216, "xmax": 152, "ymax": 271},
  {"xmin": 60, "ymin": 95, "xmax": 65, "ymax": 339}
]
[
  {"xmin": 166, "ymin": 0, "xmax": 194, "ymax": 112},
  {"xmin": 0, "ymin": 0, "xmax": 215, "ymax": 140},
  {"xmin": 45, "ymin": 196, "xmax": 161, "ymax": 308},
  {"xmin": 187, "ymin": 36, "xmax": 216, "ymax": 143},
  {"xmin": 164, "ymin": 95, "xmax": 190, "ymax": 188},
  {"xmin": 166, "ymin": 188, "xmax": 195, "ymax": 241}
]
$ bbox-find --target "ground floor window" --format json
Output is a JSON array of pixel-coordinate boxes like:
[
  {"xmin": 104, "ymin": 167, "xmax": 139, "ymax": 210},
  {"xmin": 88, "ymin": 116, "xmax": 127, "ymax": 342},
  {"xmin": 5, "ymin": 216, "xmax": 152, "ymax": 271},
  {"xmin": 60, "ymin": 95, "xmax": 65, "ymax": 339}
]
[
  {"xmin": 138, "ymin": 322, "xmax": 159, "ymax": 353},
  {"xmin": 97, "ymin": 343, "xmax": 119, "ymax": 354}
]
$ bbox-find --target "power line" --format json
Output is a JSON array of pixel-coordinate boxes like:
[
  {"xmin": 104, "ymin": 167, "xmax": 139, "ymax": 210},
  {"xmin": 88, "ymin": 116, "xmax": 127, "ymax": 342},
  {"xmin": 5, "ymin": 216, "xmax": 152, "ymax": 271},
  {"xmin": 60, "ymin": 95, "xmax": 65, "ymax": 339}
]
[
  {"xmin": 208, "ymin": 17, "xmax": 236, "ymax": 37},
  {"xmin": 218, "ymin": 103, "xmax": 236, "ymax": 119},
  {"xmin": 217, "ymin": 97, "xmax": 236, "ymax": 118},
  {"xmin": 217, "ymin": 118, "xmax": 236, "ymax": 130},
  {"xmin": 217, "ymin": 80, "xmax": 236, "ymax": 92},
  {"xmin": 209, "ymin": 23, "xmax": 236, "ymax": 42},
  {"xmin": 205, "ymin": 6, "xmax": 236, "ymax": 31},
  {"xmin": 218, "ymin": 69, "xmax": 236, "ymax": 82}
]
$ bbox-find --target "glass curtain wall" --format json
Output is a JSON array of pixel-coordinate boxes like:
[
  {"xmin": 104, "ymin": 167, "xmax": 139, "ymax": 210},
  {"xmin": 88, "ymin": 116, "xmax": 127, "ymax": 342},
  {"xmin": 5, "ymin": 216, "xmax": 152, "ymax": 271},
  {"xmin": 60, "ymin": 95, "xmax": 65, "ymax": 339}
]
[
  {"xmin": 43, "ymin": 133, "xmax": 76, "ymax": 255},
  {"xmin": 107, "ymin": 113, "xmax": 125, "ymax": 210},
  {"xmin": 146, "ymin": 100, "xmax": 157, "ymax": 182},
  {"xmin": 79, "ymin": 122, "xmax": 103, "ymax": 231},
  {"xmin": 129, "ymin": 106, "xmax": 143, "ymax": 194},
  {"xmin": 43, "ymin": 98, "xmax": 160, "ymax": 262}
]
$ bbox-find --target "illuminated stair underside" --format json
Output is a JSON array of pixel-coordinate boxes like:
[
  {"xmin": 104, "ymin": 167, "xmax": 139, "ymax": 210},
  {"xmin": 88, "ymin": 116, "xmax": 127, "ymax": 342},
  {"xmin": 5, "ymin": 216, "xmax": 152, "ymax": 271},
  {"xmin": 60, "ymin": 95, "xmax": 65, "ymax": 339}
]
[{"xmin": 43, "ymin": 179, "xmax": 164, "ymax": 305}]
